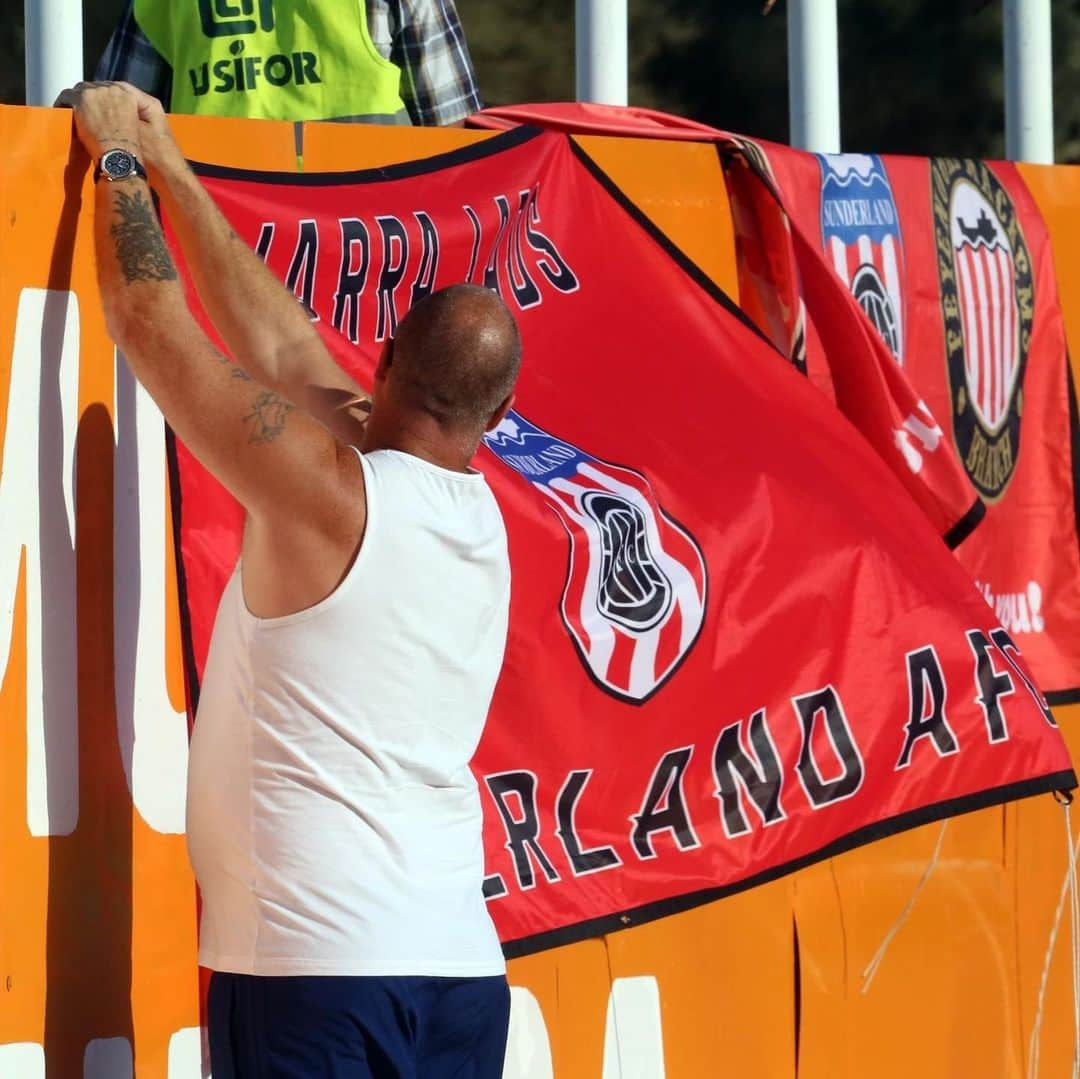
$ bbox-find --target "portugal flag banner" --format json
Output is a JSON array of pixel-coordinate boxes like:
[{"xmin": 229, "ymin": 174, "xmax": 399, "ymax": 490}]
[
  {"xmin": 723, "ymin": 138, "xmax": 1080, "ymax": 704},
  {"xmin": 165, "ymin": 129, "xmax": 1075, "ymax": 956}
]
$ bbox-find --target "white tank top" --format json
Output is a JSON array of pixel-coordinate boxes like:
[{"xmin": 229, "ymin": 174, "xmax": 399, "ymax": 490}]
[{"xmin": 186, "ymin": 449, "xmax": 509, "ymax": 976}]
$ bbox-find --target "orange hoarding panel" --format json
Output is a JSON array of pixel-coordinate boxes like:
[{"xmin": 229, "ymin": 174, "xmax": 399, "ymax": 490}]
[
  {"xmin": 0, "ymin": 105, "xmax": 199, "ymax": 1077},
  {"xmin": 0, "ymin": 105, "xmax": 1077, "ymax": 1078}
]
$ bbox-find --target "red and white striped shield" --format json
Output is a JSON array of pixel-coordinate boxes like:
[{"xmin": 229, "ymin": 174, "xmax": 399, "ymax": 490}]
[
  {"xmin": 817, "ymin": 154, "xmax": 906, "ymax": 362},
  {"xmin": 484, "ymin": 411, "xmax": 708, "ymax": 703},
  {"xmin": 950, "ymin": 181, "xmax": 1020, "ymax": 431}
]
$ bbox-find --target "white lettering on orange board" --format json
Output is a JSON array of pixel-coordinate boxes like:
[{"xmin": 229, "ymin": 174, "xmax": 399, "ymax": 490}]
[
  {"xmin": 504, "ymin": 978, "xmax": 667, "ymax": 1078},
  {"xmin": 166, "ymin": 1027, "xmax": 205, "ymax": 1078},
  {"xmin": 1, "ymin": 1031, "xmax": 204, "ymax": 1079},
  {"xmin": 603, "ymin": 976, "xmax": 666, "ymax": 1079},
  {"xmin": 504, "ymin": 987, "xmax": 554, "ymax": 1078},
  {"xmin": 0, "ymin": 1042, "xmax": 45, "ymax": 1078},
  {"xmin": 0, "ymin": 289, "xmax": 80, "ymax": 837},
  {"xmin": 113, "ymin": 352, "xmax": 188, "ymax": 834}
]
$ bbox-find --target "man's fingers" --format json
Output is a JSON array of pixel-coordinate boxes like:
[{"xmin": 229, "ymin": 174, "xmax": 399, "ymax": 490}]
[
  {"xmin": 54, "ymin": 81, "xmax": 129, "ymax": 109},
  {"xmin": 54, "ymin": 84, "xmax": 105, "ymax": 108},
  {"xmin": 114, "ymin": 81, "xmax": 147, "ymax": 99},
  {"xmin": 115, "ymin": 81, "xmax": 164, "ymax": 120}
]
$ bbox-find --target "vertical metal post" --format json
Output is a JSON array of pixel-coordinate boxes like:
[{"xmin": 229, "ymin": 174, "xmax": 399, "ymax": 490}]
[
  {"xmin": 576, "ymin": 0, "xmax": 628, "ymax": 106},
  {"xmin": 25, "ymin": 0, "xmax": 85, "ymax": 107},
  {"xmin": 787, "ymin": 0, "xmax": 840, "ymax": 153},
  {"xmin": 1004, "ymin": 0, "xmax": 1054, "ymax": 163}
]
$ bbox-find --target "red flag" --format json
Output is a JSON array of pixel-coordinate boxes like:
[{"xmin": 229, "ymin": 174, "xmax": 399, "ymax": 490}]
[{"xmin": 166, "ymin": 129, "xmax": 1074, "ymax": 955}]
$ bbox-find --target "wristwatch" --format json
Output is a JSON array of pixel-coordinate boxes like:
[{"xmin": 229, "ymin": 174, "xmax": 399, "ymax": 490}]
[{"xmin": 94, "ymin": 148, "xmax": 148, "ymax": 184}]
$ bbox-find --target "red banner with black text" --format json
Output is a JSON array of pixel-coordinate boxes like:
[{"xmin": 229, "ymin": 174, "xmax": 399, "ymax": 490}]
[{"xmin": 166, "ymin": 129, "xmax": 1075, "ymax": 955}]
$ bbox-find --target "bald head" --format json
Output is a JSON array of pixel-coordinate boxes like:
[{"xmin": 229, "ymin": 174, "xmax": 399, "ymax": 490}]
[{"xmin": 387, "ymin": 284, "xmax": 522, "ymax": 433}]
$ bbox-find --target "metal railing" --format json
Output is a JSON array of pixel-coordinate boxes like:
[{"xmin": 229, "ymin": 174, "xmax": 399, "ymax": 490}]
[{"xmin": 23, "ymin": 0, "xmax": 1056, "ymax": 163}]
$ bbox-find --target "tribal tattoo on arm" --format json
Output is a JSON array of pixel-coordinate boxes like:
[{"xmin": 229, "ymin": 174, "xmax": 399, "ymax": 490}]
[
  {"xmin": 243, "ymin": 390, "xmax": 296, "ymax": 445},
  {"xmin": 109, "ymin": 189, "xmax": 179, "ymax": 284}
]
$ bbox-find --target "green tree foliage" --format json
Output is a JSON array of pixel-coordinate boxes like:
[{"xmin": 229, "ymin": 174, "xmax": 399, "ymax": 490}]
[
  {"xmin": 457, "ymin": 0, "xmax": 574, "ymax": 105},
  {"xmin": 632, "ymin": 0, "xmax": 1010, "ymax": 154},
  {"xmin": 1052, "ymin": 0, "xmax": 1080, "ymax": 161},
  {"xmin": 0, "ymin": 0, "xmax": 1076, "ymax": 161}
]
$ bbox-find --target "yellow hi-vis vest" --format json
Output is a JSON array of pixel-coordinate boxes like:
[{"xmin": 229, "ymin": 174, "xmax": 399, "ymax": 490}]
[{"xmin": 133, "ymin": 0, "xmax": 410, "ymax": 123}]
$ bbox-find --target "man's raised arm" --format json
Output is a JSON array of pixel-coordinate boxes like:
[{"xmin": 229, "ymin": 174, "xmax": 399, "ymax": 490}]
[
  {"xmin": 58, "ymin": 83, "xmax": 364, "ymax": 552},
  {"xmin": 117, "ymin": 83, "xmax": 371, "ymax": 446}
]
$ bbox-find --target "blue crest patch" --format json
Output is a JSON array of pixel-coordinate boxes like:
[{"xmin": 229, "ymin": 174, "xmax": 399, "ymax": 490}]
[{"xmin": 817, "ymin": 153, "xmax": 906, "ymax": 361}]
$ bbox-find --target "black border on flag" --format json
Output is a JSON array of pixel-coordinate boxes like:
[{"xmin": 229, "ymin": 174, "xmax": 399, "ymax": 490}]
[
  {"xmin": 187, "ymin": 124, "xmax": 543, "ymax": 185},
  {"xmin": 165, "ymin": 427, "xmax": 203, "ymax": 721},
  {"xmin": 500, "ymin": 769, "xmax": 1077, "ymax": 959},
  {"xmin": 942, "ymin": 499, "xmax": 987, "ymax": 550}
]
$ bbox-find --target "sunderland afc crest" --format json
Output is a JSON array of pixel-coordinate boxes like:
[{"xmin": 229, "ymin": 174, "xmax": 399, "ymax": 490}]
[
  {"xmin": 818, "ymin": 154, "xmax": 905, "ymax": 361},
  {"xmin": 484, "ymin": 411, "xmax": 707, "ymax": 704},
  {"xmin": 931, "ymin": 158, "xmax": 1033, "ymax": 500}
]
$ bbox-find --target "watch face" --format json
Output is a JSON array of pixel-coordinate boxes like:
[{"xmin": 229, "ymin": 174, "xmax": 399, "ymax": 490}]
[{"xmin": 101, "ymin": 149, "xmax": 135, "ymax": 179}]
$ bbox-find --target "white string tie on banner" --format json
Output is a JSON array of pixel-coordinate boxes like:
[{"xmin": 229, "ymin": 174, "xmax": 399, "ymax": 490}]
[
  {"xmin": 1028, "ymin": 790, "xmax": 1080, "ymax": 1079},
  {"xmin": 860, "ymin": 820, "xmax": 948, "ymax": 995}
]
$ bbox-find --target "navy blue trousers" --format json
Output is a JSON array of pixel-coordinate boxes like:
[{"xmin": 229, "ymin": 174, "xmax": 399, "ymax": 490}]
[{"xmin": 207, "ymin": 972, "xmax": 510, "ymax": 1078}]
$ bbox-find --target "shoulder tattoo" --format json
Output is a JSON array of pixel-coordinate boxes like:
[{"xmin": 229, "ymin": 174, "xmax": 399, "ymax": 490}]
[{"xmin": 243, "ymin": 390, "xmax": 296, "ymax": 445}]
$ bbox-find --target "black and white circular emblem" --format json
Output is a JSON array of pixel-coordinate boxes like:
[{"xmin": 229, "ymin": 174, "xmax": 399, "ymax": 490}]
[
  {"xmin": 851, "ymin": 263, "xmax": 900, "ymax": 357},
  {"xmin": 581, "ymin": 490, "xmax": 673, "ymax": 632},
  {"xmin": 931, "ymin": 158, "xmax": 1034, "ymax": 501}
]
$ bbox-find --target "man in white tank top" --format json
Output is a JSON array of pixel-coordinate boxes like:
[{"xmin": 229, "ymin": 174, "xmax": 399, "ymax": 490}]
[{"xmin": 63, "ymin": 81, "xmax": 518, "ymax": 1078}]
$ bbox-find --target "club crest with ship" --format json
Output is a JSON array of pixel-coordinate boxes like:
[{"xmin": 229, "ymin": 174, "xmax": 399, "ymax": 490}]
[
  {"xmin": 818, "ymin": 153, "xmax": 905, "ymax": 361},
  {"xmin": 931, "ymin": 158, "xmax": 1034, "ymax": 500},
  {"xmin": 483, "ymin": 411, "xmax": 707, "ymax": 703}
]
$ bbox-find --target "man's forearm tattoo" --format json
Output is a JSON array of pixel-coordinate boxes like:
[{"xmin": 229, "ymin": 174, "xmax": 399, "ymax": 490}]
[
  {"xmin": 110, "ymin": 190, "xmax": 178, "ymax": 284},
  {"xmin": 243, "ymin": 391, "xmax": 296, "ymax": 444}
]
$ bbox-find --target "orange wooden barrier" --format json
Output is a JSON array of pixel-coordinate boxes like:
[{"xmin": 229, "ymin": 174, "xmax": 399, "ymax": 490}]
[{"xmin": 0, "ymin": 104, "xmax": 1076, "ymax": 1077}]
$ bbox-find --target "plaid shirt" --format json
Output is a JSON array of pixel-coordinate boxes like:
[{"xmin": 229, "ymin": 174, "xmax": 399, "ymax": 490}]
[{"xmin": 95, "ymin": 0, "xmax": 483, "ymax": 126}]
